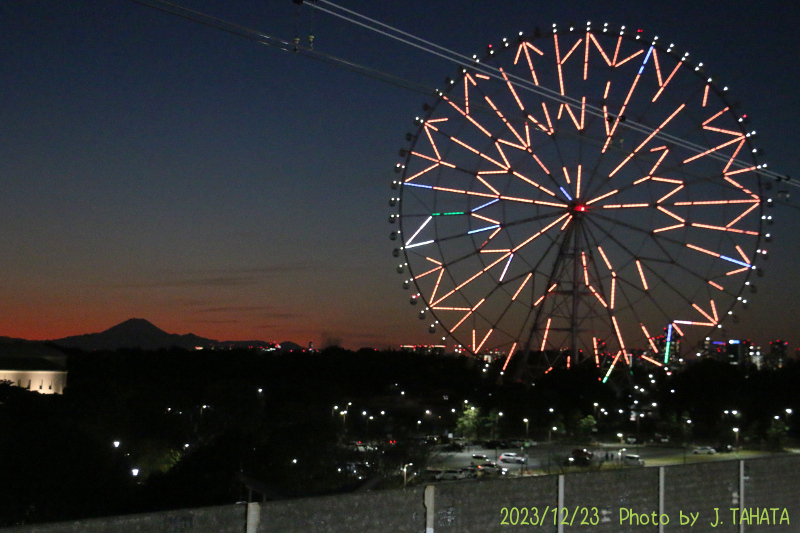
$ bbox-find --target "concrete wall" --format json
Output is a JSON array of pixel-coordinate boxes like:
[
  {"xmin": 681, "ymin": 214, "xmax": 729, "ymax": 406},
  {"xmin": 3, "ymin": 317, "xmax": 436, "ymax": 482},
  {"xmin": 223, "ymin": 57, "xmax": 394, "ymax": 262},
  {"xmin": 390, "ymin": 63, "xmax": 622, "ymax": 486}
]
[
  {"xmin": 0, "ymin": 504, "xmax": 245, "ymax": 533},
  {"xmin": 3, "ymin": 455, "xmax": 798, "ymax": 533}
]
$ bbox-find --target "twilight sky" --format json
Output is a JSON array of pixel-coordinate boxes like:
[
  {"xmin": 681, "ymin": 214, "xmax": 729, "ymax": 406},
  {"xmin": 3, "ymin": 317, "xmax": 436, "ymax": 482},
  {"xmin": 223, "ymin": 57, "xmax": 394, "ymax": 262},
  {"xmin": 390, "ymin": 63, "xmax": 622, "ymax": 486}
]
[{"xmin": 1, "ymin": 0, "xmax": 799, "ymax": 351}]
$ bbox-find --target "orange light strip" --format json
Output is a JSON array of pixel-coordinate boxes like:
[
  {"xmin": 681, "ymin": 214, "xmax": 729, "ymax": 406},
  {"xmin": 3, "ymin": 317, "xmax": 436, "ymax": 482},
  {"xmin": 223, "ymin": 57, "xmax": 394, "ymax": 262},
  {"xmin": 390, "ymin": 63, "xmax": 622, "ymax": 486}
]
[
  {"xmin": 584, "ymin": 32, "xmax": 590, "ymax": 80},
  {"xmin": 589, "ymin": 33, "xmax": 612, "ymax": 65},
  {"xmin": 656, "ymin": 184, "xmax": 684, "ymax": 204},
  {"xmin": 560, "ymin": 214, "xmax": 573, "ymax": 230},
  {"xmin": 726, "ymin": 202, "xmax": 759, "ymax": 228},
  {"xmin": 582, "ymin": 252, "xmax": 590, "ymax": 285},
  {"xmin": 554, "ymin": 34, "xmax": 565, "ymax": 95},
  {"xmin": 656, "ymin": 206, "xmax": 685, "ymax": 222},
  {"xmin": 576, "ymin": 164, "xmax": 582, "ymax": 198},
  {"xmin": 562, "ymin": 166, "xmax": 572, "ymax": 184},
  {"xmin": 414, "ymin": 265, "xmax": 442, "ymax": 280},
  {"xmin": 521, "ymin": 44, "xmax": 540, "ymax": 85},
  {"xmin": 485, "ymin": 95, "xmax": 526, "ymax": 146},
  {"xmin": 540, "ymin": 317, "xmax": 552, "ymax": 351},
  {"xmin": 636, "ymin": 260, "xmax": 649, "ymax": 290},
  {"xmin": 501, "ymin": 342, "xmax": 518, "ymax": 372},
  {"xmin": 726, "ymin": 267, "xmax": 748, "ymax": 276},
  {"xmin": 531, "ymin": 154, "xmax": 551, "ymax": 175},
  {"xmin": 476, "ymin": 329, "xmax": 493, "ymax": 352},
  {"xmin": 512, "ymin": 213, "xmax": 571, "ymax": 252},
  {"xmin": 432, "ymin": 306, "xmax": 470, "ymax": 311},
  {"xmin": 597, "ymin": 246, "xmax": 613, "ymax": 270},
  {"xmin": 466, "ymin": 114, "xmax": 493, "ymax": 138},
  {"xmin": 652, "ymin": 62, "xmax": 681, "ymax": 103},
  {"xmin": 464, "ymin": 73, "xmax": 476, "ymax": 115},
  {"xmin": 652, "ymin": 49, "xmax": 663, "ymax": 86},
  {"xmin": 653, "ymin": 224, "xmax": 684, "ymax": 233},
  {"xmin": 431, "ymin": 252, "xmax": 510, "ymax": 307},
  {"xmin": 500, "ymin": 67, "xmax": 525, "ymax": 111},
  {"xmin": 561, "ymin": 38, "xmax": 583, "ymax": 63},
  {"xmin": 471, "ymin": 212, "xmax": 500, "ymax": 224},
  {"xmin": 612, "ymin": 316, "xmax": 629, "ymax": 363},
  {"xmin": 702, "ymin": 84, "xmax": 709, "ymax": 107},
  {"xmin": 671, "ymin": 323, "xmax": 684, "ymax": 336},
  {"xmin": 541, "ymin": 102, "xmax": 554, "ymax": 132},
  {"xmin": 691, "ymin": 223, "xmax": 758, "ymax": 236},
  {"xmin": 692, "ymin": 302, "xmax": 717, "ymax": 324},
  {"xmin": 611, "ymin": 36, "xmax": 622, "ymax": 65},
  {"xmin": 512, "ymin": 171, "xmax": 557, "ymax": 196},
  {"xmin": 450, "ymin": 299, "xmax": 486, "ymax": 332},
  {"xmin": 511, "ymin": 273, "xmax": 532, "ymax": 301},
  {"xmin": 405, "ymin": 162, "xmax": 439, "ymax": 183},
  {"xmin": 586, "ymin": 189, "xmax": 619, "ymax": 205},
  {"xmin": 527, "ymin": 114, "xmax": 551, "ymax": 134},
  {"xmin": 708, "ymin": 280, "xmax": 724, "ymax": 291},
  {"xmin": 602, "ymin": 203, "xmax": 650, "ymax": 209},
  {"xmin": 593, "ymin": 337, "xmax": 600, "ymax": 366},
  {"xmin": 734, "ymin": 245, "xmax": 751, "ymax": 264},
  {"xmin": 703, "ymin": 125, "xmax": 743, "ymax": 137},
  {"xmin": 649, "ymin": 147, "xmax": 670, "ymax": 175},
  {"xmin": 615, "ymin": 49, "xmax": 644, "ymax": 67},
  {"xmin": 430, "ymin": 268, "xmax": 445, "ymax": 303},
  {"xmin": 673, "ymin": 199, "xmax": 757, "ymax": 206},
  {"xmin": 639, "ymin": 355, "xmax": 663, "ymax": 367},
  {"xmin": 686, "ymin": 243, "xmax": 720, "ymax": 258},
  {"xmin": 702, "ymin": 107, "xmax": 730, "ymax": 126},
  {"xmin": 640, "ymin": 323, "xmax": 659, "ymax": 353},
  {"xmin": 725, "ymin": 166, "xmax": 756, "ymax": 176},
  {"xmin": 683, "ymin": 136, "xmax": 744, "ymax": 163},
  {"xmin": 589, "ymin": 286, "xmax": 608, "ymax": 307}
]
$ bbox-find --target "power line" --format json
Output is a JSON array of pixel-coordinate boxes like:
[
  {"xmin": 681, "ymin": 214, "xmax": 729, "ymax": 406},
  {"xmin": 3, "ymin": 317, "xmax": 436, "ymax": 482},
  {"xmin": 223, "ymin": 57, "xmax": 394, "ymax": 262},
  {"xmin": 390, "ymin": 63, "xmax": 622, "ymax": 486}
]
[
  {"xmin": 124, "ymin": 0, "xmax": 437, "ymax": 96},
  {"xmin": 311, "ymin": 0, "xmax": 796, "ymax": 189}
]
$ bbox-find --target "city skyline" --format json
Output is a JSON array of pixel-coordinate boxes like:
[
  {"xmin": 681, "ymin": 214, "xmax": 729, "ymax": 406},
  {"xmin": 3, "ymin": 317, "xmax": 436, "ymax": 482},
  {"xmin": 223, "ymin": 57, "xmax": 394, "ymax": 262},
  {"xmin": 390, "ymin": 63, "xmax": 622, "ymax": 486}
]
[{"xmin": 2, "ymin": 0, "xmax": 799, "ymax": 351}]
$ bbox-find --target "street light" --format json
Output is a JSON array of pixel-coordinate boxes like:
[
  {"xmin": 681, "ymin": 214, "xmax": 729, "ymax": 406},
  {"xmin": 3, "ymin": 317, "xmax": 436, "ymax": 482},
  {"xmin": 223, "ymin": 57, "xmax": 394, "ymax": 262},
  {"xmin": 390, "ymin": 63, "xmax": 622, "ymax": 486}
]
[
  {"xmin": 549, "ymin": 426, "xmax": 557, "ymax": 443},
  {"xmin": 403, "ymin": 463, "xmax": 413, "ymax": 488},
  {"xmin": 733, "ymin": 427, "xmax": 740, "ymax": 446},
  {"xmin": 523, "ymin": 418, "xmax": 529, "ymax": 437}
]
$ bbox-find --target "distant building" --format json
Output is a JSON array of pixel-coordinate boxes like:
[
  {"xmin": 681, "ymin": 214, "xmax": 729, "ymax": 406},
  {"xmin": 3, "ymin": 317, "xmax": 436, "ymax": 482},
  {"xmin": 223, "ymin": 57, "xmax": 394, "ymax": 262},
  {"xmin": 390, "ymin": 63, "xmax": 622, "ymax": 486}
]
[
  {"xmin": 400, "ymin": 344, "xmax": 445, "ymax": 356},
  {"xmin": 765, "ymin": 340, "xmax": 790, "ymax": 369},
  {"xmin": 0, "ymin": 342, "xmax": 67, "ymax": 394}
]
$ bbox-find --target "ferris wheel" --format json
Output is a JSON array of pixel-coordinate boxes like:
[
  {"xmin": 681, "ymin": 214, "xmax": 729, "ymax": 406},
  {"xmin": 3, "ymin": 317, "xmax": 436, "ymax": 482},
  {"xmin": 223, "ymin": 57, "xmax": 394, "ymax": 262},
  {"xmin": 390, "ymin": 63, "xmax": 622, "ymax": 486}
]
[{"xmin": 390, "ymin": 22, "xmax": 765, "ymax": 381}]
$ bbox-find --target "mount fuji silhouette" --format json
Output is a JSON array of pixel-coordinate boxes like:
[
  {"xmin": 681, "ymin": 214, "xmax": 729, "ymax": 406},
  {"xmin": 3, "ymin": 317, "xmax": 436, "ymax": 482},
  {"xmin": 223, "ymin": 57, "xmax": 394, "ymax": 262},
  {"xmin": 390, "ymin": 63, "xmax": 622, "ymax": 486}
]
[{"xmin": 52, "ymin": 318, "xmax": 216, "ymax": 351}]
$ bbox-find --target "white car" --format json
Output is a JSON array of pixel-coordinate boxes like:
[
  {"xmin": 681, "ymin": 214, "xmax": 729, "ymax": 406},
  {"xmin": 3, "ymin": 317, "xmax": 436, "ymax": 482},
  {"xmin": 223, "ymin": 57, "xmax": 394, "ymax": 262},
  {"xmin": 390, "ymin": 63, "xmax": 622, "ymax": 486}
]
[
  {"xmin": 436, "ymin": 469, "xmax": 465, "ymax": 481},
  {"xmin": 692, "ymin": 446, "xmax": 716, "ymax": 455},
  {"xmin": 499, "ymin": 452, "xmax": 526, "ymax": 464},
  {"xmin": 622, "ymin": 454, "xmax": 645, "ymax": 466}
]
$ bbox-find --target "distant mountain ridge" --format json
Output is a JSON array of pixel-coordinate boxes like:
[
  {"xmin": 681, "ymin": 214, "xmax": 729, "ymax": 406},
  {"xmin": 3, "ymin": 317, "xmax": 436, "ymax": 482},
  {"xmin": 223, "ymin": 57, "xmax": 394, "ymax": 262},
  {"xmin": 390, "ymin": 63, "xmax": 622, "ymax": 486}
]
[{"xmin": 50, "ymin": 318, "xmax": 282, "ymax": 352}]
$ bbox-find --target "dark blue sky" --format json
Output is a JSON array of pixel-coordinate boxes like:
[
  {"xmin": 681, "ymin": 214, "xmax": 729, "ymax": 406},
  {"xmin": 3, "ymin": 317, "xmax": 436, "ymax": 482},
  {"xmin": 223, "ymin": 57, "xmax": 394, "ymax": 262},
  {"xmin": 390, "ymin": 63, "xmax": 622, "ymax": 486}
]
[{"xmin": 1, "ymin": 0, "xmax": 798, "ymax": 351}]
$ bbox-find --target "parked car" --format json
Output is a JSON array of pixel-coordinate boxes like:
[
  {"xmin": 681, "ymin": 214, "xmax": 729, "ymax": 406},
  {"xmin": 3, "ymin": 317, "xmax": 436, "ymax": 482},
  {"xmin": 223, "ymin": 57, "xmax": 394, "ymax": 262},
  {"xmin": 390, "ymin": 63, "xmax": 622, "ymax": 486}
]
[
  {"xmin": 692, "ymin": 446, "xmax": 716, "ymax": 455},
  {"xmin": 461, "ymin": 467, "xmax": 479, "ymax": 479},
  {"xmin": 622, "ymin": 454, "xmax": 645, "ymax": 466},
  {"xmin": 715, "ymin": 444, "xmax": 733, "ymax": 453},
  {"xmin": 436, "ymin": 469, "xmax": 465, "ymax": 481},
  {"xmin": 499, "ymin": 452, "xmax": 525, "ymax": 464},
  {"xmin": 563, "ymin": 456, "xmax": 591, "ymax": 467},
  {"xmin": 478, "ymin": 462, "xmax": 508, "ymax": 475},
  {"xmin": 572, "ymin": 448, "xmax": 594, "ymax": 459}
]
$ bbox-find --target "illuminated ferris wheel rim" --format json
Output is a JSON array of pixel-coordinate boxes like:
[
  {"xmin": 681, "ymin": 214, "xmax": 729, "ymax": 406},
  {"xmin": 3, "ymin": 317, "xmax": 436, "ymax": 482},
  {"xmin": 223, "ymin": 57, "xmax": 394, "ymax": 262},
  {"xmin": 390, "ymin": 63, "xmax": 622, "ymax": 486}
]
[{"xmin": 391, "ymin": 22, "xmax": 765, "ymax": 379}]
